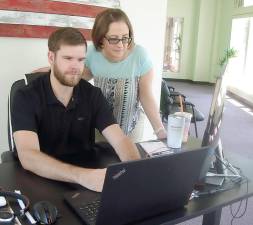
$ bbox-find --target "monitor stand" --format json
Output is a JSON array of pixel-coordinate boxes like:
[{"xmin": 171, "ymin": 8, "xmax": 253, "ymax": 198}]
[
  {"xmin": 205, "ymin": 175, "xmax": 225, "ymax": 186},
  {"xmin": 205, "ymin": 139, "xmax": 241, "ymax": 186}
]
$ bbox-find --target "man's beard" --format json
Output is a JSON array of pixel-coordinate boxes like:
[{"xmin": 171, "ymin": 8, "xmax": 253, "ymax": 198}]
[{"xmin": 53, "ymin": 63, "xmax": 82, "ymax": 87}]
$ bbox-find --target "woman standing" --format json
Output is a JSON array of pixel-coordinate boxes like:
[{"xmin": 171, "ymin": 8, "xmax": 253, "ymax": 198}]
[{"xmin": 84, "ymin": 8, "xmax": 166, "ymax": 142}]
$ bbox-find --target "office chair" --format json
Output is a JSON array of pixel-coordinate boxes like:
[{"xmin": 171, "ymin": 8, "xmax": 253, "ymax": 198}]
[
  {"xmin": 160, "ymin": 79, "xmax": 205, "ymax": 137},
  {"xmin": 1, "ymin": 79, "xmax": 26, "ymax": 162},
  {"xmin": 24, "ymin": 72, "xmax": 45, "ymax": 84},
  {"xmin": 1, "ymin": 73, "xmax": 44, "ymax": 163}
]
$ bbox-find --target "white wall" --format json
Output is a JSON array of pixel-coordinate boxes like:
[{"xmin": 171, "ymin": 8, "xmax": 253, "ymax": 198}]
[
  {"xmin": 0, "ymin": 38, "xmax": 48, "ymax": 154},
  {"xmin": 0, "ymin": 1, "xmax": 167, "ymax": 155},
  {"xmin": 193, "ymin": 0, "xmax": 218, "ymax": 81},
  {"xmin": 121, "ymin": 0, "xmax": 167, "ymax": 140},
  {"xmin": 163, "ymin": 0, "xmax": 234, "ymax": 83},
  {"xmin": 163, "ymin": 0, "xmax": 200, "ymax": 80}
]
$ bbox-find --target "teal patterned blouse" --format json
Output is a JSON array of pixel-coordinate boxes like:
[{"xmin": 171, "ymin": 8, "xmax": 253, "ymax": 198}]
[{"xmin": 85, "ymin": 44, "xmax": 153, "ymax": 134}]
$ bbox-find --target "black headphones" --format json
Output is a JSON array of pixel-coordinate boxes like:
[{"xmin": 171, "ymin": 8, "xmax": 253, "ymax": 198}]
[{"xmin": 0, "ymin": 191, "xmax": 30, "ymax": 217}]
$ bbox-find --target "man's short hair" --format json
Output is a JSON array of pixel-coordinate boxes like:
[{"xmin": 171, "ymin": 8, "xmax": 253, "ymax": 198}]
[{"xmin": 48, "ymin": 27, "xmax": 87, "ymax": 52}]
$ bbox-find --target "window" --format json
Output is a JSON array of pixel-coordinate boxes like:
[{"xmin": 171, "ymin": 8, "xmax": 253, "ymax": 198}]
[
  {"xmin": 163, "ymin": 17, "xmax": 184, "ymax": 73},
  {"xmin": 229, "ymin": 17, "xmax": 253, "ymax": 94},
  {"xmin": 244, "ymin": 0, "xmax": 253, "ymax": 7},
  {"xmin": 235, "ymin": 0, "xmax": 253, "ymax": 7}
]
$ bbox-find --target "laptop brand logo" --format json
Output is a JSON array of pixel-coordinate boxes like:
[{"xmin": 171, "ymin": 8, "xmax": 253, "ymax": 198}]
[
  {"xmin": 112, "ymin": 168, "xmax": 126, "ymax": 180},
  {"xmin": 71, "ymin": 192, "xmax": 80, "ymax": 199}
]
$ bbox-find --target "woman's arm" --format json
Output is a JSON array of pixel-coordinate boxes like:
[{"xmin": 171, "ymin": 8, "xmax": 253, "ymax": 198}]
[
  {"xmin": 30, "ymin": 66, "xmax": 93, "ymax": 81},
  {"xmin": 139, "ymin": 69, "xmax": 167, "ymax": 139},
  {"xmin": 82, "ymin": 65, "xmax": 94, "ymax": 81},
  {"xmin": 32, "ymin": 67, "xmax": 50, "ymax": 73}
]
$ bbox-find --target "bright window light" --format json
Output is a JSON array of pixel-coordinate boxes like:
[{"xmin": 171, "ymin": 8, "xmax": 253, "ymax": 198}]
[
  {"xmin": 244, "ymin": 0, "xmax": 253, "ymax": 7},
  {"xmin": 229, "ymin": 17, "xmax": 253, "ymax": 96}
]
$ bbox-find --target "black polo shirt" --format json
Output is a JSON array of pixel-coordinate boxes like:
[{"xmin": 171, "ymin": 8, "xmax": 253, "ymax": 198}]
[{"xmin": 12, "ymin": 72, "xmax": 116, "ymax": 161}]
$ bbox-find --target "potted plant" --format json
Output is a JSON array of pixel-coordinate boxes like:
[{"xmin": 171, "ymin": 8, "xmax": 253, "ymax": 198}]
[{"xmin": 218, "ymin": 48, "xmax": 238, "ymax": 67}]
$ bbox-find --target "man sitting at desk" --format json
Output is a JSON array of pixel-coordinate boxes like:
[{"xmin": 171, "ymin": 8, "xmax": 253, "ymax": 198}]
[{"xmin": 12, "ymin": 27, "xmax": 140, "ymax": 192}]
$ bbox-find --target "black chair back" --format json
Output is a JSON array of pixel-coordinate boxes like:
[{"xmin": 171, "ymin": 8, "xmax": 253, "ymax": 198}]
[
  {"xmin": 1, "ymin": 72, "xmax": 45, "ymax": 162},
  {"xmin": 160, "ymin": 79, "xmax": 205, "ymax": 137},
  {"xmin": 8, "ymin": 79, "xmax": 26, "ymax": 152},
  {"xmin": 8, "ymin": 73, "xmax": 45, "ymax": 152},
  {"xmin": 24, "ymin": 72, "xmax": 45, "ymax": 85}
]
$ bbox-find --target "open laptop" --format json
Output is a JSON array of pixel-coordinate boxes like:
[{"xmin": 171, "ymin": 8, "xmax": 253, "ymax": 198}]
[{"xmin": 64, "ymin": 145, "xmax": 214, "ymax": 225}]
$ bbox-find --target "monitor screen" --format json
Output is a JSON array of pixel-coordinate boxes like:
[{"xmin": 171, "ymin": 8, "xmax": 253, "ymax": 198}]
[
  {"xmin": 201, "ymin": 64, "xmax": 228, "ymax": 174},
  {"xmin": 201, "ymin": 64, "xmax": 228, "ymax": 147}
]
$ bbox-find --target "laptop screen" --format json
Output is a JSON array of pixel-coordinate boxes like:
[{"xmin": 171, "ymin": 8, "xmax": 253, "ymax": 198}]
[{"xmin": 64, "ymin": 145, "xmax": 215, "ymax": 225}]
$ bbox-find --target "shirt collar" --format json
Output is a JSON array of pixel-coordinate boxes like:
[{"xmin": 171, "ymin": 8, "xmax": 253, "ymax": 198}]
[
  {"xmin": 68, "ymin": 84, "xmax": 80, "ymax": 109},
  {"xmin": 43, "ymin": 72, "xmax": 80, "ymax": 108}
]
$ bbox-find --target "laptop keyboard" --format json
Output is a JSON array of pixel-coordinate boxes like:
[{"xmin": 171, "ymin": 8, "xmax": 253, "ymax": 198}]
[{"xmin": 79, "ymin": 198, "xmax": 101, "ymax": 225}]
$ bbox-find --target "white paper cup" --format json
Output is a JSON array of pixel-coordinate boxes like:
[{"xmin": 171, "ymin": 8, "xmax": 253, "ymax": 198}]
[
  {"xmin": 174, "ymin": 112, "xmax": 192, "ymax": 142},
  {"xmin": 167, "ymin": 114, "xmax": 185, "ymax": 148}
]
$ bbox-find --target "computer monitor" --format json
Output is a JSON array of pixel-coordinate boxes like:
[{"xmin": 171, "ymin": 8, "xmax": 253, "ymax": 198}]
[{"xmin": 201, "ymin": 64, "xmax": 228, "ymax": 174}]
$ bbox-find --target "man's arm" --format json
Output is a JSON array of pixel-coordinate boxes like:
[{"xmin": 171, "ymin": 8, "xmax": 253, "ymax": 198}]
[
  {"xmin": 102, "ymin": 124, "xmax": 141, "ymax": 161},
  {"xmin": 14, "ymin": 130, "xmax": 106, "ymax": 192}
]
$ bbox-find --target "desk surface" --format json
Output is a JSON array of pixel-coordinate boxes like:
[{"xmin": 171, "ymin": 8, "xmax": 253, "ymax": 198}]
[{"xmin": 0, "ymin": 142, "xmax": 252, "ymax": 225}]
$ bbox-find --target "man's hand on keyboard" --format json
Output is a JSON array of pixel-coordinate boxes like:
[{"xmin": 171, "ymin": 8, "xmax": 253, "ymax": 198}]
[{"xmin": 78, "ymin": 168, "xmax": 107, "ymax": 192}]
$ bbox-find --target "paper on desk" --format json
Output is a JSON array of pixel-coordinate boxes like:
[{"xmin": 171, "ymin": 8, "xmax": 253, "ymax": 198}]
[{"xmin": 139, "ymin": 141, "xmax": 173, "ymax": 157}]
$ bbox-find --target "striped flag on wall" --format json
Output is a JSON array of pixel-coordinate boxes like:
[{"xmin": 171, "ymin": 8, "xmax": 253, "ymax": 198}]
[{"xmin": 0, "ymin": 0, "xmax": 120, "ymax": 39}]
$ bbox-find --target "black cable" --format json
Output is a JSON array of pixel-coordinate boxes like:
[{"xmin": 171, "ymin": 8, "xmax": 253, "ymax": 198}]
[
  {"xmin": 214, "ymin": 153, "xmax": 241, "ymax": 176},
  {"xmin": 195, "ymin": 154, "xmax": 249, "ymax": 224},
  {"xmin": 196, "ymin": 154, "xmax": 247, "ymax": 197},
  {"xmin": 230, "ymin": 178, "xmax": 249, "ymax": 225},
  {"xmin": 212, "ymin": 153, "xmax": 249, "ymax": 225}
]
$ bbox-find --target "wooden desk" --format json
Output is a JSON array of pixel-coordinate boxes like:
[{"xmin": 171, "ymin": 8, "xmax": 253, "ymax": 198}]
[{"xmin": 0, "ymin": 143, "xmax": 252, "ymax": 225}]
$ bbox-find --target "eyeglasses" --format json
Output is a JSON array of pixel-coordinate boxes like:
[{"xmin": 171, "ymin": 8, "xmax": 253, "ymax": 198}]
[{"xmin": 104, "ymin": 36, "xmax": 132, "ymax": 45}]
